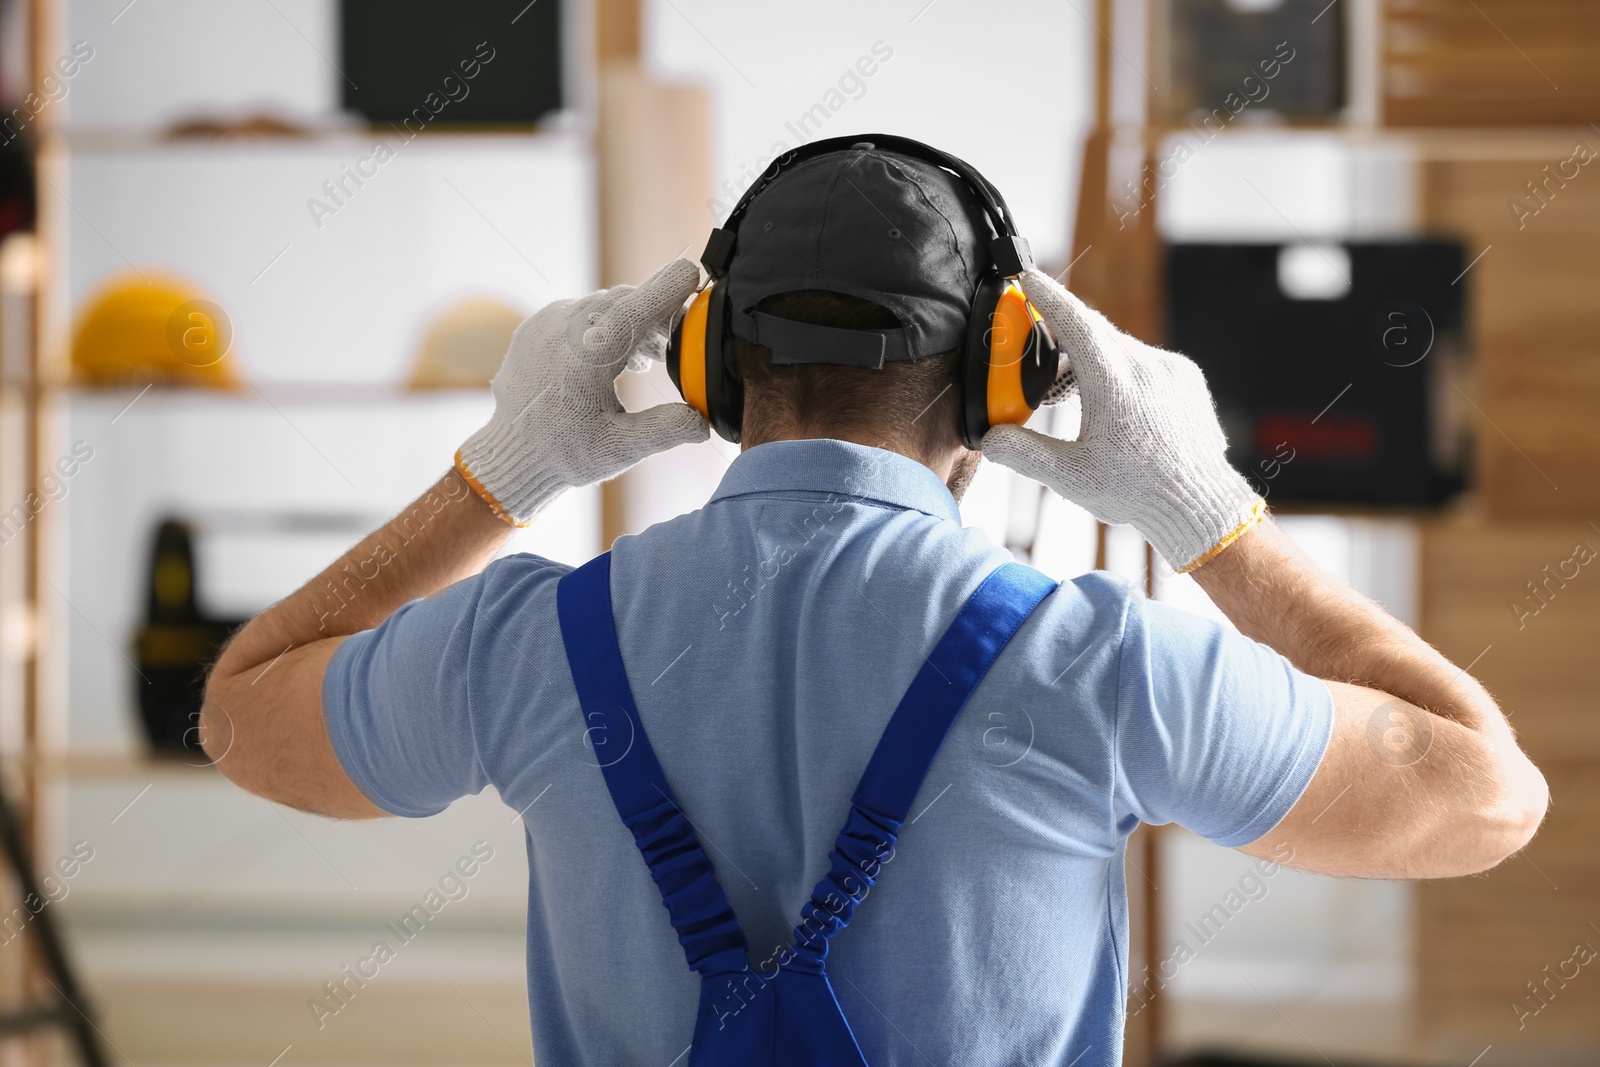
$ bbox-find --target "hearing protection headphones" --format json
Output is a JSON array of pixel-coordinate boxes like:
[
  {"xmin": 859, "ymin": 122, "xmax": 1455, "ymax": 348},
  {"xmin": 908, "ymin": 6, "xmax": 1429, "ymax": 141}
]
[{"xmin": 665, "ymin": 133, "xmax": 1059, "ymax": 449}]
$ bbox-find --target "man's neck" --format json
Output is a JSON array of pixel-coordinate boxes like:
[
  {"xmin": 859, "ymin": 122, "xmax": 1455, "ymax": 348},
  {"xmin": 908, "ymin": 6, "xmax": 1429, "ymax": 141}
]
[{"xmin": 741, "ymin": 430, "xmax": 976, "ymax": 500}]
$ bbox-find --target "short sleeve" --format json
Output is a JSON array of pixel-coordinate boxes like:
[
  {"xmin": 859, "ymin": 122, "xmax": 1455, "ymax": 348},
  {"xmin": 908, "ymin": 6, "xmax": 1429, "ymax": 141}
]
[
  {"xmin": 1113, "ymin": 593, "xmax": 1335, "ymax": 847},
  {"xmin": 322, "ymin": 575, "xmax": 491, "ymax": 818}
]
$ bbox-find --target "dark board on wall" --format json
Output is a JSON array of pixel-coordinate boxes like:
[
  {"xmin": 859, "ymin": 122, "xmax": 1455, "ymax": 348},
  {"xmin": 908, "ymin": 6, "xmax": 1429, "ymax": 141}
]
[
  {"xmin": 1164, "ymin": 0, "xmax": 1345, "ymax": 121},
  {"xmin": 340, "ymin": 0, "xmax": 562, "ymax": 126},
  {"xmin": 1167, "ymin": 241, "xmax": 1468, "ymax": 509}
]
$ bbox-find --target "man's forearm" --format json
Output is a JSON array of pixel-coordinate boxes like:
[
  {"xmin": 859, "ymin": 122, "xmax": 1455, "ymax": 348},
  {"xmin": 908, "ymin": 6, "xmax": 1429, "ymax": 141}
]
[
  {"xmin": 1190, "ymin": 518, "xmax": 1512, "ymax": 747},
  {"xmin": 200, "ymin": 467, "xmax": 511, "ymax": 816},
  {"xmin": 213, "ymin": 467, "xmax": 512, "ymax": 680}
]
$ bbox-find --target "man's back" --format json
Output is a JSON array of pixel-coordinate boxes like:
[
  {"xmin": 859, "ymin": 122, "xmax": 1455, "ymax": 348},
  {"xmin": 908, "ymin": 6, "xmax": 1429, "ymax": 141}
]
[{"xmin": 324, "ymin": 438, "xmax": 1332, "ymax": 1066}]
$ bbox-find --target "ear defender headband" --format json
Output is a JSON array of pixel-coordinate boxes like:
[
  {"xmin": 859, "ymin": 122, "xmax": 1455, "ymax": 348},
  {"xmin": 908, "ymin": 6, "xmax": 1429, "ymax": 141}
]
[{"xmin": 665, "ymin": 133, "xmax": 1059, "ymax": 449}]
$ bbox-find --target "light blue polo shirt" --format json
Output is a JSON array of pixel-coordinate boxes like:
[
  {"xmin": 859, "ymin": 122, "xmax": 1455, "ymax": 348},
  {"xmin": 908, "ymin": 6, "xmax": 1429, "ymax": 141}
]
[{"xmin": 323, "ymin": 438, "xmax": 1333, "ymax": 1067}]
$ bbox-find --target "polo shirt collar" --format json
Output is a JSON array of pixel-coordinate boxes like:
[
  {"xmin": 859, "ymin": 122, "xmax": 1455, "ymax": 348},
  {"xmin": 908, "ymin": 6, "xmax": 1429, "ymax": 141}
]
[{"xmin": 707, "ymin": 439, "xmax": 963, "ymax": 525}]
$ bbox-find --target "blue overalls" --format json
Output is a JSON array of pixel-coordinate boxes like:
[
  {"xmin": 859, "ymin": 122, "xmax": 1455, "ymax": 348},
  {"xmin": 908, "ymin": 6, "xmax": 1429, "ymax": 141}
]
[{"xmin": 557, "ymin": 553, "xmax": 1058, "ymax": 1065}]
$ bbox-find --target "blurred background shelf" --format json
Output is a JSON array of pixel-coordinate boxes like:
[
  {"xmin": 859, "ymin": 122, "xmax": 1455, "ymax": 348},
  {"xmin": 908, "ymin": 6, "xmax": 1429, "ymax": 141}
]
[
  {"xmin": 21, "ymin": 751, "xmax": 220, "ymax": 778},
  {"xmin": 50, "ymin": 386, "xmax": 601, "ymax": 755}
]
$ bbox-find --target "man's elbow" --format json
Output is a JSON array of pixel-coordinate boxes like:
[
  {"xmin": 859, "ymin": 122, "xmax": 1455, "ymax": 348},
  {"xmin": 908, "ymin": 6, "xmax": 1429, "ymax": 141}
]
[
  {"xmin": 1495, "ymin": 756, "xmax": 1551, "ymax": 862},
  {"xmin": 198, "ymin": 669, "xmax": 263, "ymax": 798},
  {"xmin": 1452, "ymin": 755, "xmax": 1550, "ymax": 876},
  {"xmin": 197, "ymin": 680, "xmax": 243, "ymax": 782}
]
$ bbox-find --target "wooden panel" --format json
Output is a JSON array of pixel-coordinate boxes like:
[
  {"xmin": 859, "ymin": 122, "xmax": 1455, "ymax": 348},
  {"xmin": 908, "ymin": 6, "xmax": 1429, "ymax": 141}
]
[
  {"xmin": 596, "ymin": 63, "xmax": 713, "ymax": 545},
  {"xmin": 1419, "ymin": 144, "xmax": 1600, "ymax": 516},
  {"xmin": 1420, "ymin": 513, "xmax": 1600, "ymax": 775},
  {"xmin": 1420, "ymin": 515, "xmax": 1600, "ymax": 752},
  {"xmin": 597, "ymin": 0, "xmax": 641, "ymax": 63},
  {"xmin": 596, "ymin": 63, "xmax": 713, "ymax": 288},
  {"xmin": 1417, "ymin": 773, "xmax": 1600, "ymax": 1054},
  {"xmin": 1384, "ymin": 0, "xmax": 1600, "ymax": 126},
  {"xmin": 1417, "ymin": 514, "xmax": 1600, "ymax": 1060}
]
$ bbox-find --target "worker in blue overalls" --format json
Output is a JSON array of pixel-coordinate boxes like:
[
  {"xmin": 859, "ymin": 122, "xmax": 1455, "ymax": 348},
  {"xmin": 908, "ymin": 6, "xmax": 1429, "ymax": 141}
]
[{"xmin": 207, "ymin": 136, "xmax": 1547, "ymax": 1066}]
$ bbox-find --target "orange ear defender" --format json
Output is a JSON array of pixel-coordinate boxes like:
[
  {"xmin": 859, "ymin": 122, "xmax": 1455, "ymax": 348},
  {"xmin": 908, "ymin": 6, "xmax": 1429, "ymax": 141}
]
[
  {"xmin": 963, "ymin": 277, "xmax": 1059, "ymax": 450},
  {"xmin": 668, "ymin": 287, "xmax": 711, "ymax": 422},
  {"xmin": 666, "ymin": 133, "xmax": 1058, "ymax": 449},
  {"xmin": 666, "ymin": 280, "xmax": 745, "ymax": 444}
]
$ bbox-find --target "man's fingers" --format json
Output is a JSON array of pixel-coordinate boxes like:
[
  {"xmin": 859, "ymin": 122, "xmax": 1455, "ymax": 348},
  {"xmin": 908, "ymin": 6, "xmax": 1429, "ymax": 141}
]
[
  {"xmin": 1018, "ymin": 269, "xmax": 1132, "ymax": 397},
  {"xmin": 609, "ymin": 402, "xmax": 710, "ymax": 460},
  {"xmin": 980, "ymin": 423, "xmax": 1091, "ymax": 496},
  {"xmin": 1018, "ymin": 268, "xmax": 1118, "ymax": 338},
  {"xmin": 613, "ymin": 258, "xmax": 701, "ymax": 343},
  {"xmin": 626, "ymin": 318, "xmax": 673, "ymax": 370},
  {"xmin": 579, "ymin": 258, "xmax": 701, "ymax": 366}
]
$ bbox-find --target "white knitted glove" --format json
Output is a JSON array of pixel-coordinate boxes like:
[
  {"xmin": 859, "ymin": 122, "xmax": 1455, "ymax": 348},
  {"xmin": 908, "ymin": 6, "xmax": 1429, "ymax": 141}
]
[
  {"xmin": 981, "ymin": 269, "xmax": 1265, "ymax": 573},
  {"xmin": 456, "ymin": 259, "xmax": 710, "ymax": 526}
]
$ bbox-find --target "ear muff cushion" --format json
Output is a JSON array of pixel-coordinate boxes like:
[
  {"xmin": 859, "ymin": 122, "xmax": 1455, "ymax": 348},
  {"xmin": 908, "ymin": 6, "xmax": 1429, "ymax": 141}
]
[
  {"xmin": 962, "ymin": 273, "xmax": 1007, "ymax": 450},
  {"xmin": 666, "ymin": 303, "xmax": 683, "ymax": 390},
  {"xmin": 671, "ymin": 287, "xmax": 713, "ymax": 421},
  {"xmin": 702, "ymin": 282, "xmax": 744, "ymax": 444}
]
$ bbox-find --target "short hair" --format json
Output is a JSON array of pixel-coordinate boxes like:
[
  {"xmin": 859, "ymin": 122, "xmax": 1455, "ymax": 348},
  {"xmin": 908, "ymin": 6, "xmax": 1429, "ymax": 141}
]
[{"xmin": 730, "ymin": 290, "xmax": 963, "ymax": 462}]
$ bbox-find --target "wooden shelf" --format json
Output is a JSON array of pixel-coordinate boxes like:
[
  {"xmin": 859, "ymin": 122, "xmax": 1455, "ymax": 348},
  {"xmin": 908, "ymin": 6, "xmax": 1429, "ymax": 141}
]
[
  {"xmin": 10, "ymin": 751, "xmax": 222, "ymax": 781},
  {"xmin": 50, "ymin": 382, "xmax": 492, "ymax": 405},
  {"xmin": 51, "ymin": 124, "xmax": 585, "ymax": 158}
]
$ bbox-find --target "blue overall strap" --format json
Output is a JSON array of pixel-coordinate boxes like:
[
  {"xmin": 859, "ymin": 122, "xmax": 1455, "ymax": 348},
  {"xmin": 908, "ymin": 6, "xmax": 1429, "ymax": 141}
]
[
  {"xmin": 555, "ymin": 553, "xmax": 750, "ymax": 981},
  {"xmin": 695, "ymin": 561, "xmax": 1058, "ymax": 1066}
]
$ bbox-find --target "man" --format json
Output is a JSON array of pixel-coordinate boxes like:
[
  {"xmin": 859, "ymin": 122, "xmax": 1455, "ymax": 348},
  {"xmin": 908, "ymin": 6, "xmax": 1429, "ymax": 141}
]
[{"xmin": 203, "ymin": 145, "xmax": 1547, "ymax": 1066}]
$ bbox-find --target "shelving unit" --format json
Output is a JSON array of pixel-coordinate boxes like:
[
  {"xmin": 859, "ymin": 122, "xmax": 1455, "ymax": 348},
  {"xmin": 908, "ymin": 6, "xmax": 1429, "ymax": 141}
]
[
  {"xmin": 1067, "ymin": 3, "xmax": 1600, "ymax": 1065},
  {"xmin": 0, "ymin": 1, "xmax": 619, "ymax": 1063}
]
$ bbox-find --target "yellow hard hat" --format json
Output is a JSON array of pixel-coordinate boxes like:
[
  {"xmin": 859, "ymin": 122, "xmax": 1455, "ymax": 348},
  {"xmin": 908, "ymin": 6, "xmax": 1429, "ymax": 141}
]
[
  {"xmin": 71, "ymin": 273, "xmax": 241, "ymax": 389},
  {"xmin": 407, "ymin": 297, "xmax": 526, "ymax": 390}
]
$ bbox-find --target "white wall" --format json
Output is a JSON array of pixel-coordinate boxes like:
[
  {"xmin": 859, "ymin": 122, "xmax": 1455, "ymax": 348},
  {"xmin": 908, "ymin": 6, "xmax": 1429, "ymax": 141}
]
[
  {"xmin": 643, "ymin": 0, "xmax": 1096, "ymax": 269},
  {"xmin": 63, "ymin": 0, "xmax": 338, "ymax": 129}
]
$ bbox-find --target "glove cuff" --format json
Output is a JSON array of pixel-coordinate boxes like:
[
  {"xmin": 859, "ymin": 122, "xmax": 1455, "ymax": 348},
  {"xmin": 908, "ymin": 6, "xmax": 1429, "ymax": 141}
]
[
  {"xmin": 1173, "ymin": 495, "xmax": 1267, "ymax": 573},
  {"xmin": 1141, "ymin": 469, "xmax": 1266, "ymax": 573},
  {"xmin": 457, "ymin": 419, "xmax": 559, "ymax": 527}
]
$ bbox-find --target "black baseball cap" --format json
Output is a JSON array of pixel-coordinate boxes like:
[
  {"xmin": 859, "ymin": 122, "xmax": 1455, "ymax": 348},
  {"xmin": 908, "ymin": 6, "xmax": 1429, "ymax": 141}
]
[{"xmin": 721, "ymin": 141, "xmax": 1005, "ymax": 370}]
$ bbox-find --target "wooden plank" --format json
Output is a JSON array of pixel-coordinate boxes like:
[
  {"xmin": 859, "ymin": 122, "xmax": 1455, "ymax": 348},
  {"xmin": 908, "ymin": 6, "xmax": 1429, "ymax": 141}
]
[
  {"xmin": 1383, "ymin": 0, "xmax": 1600, "ymax": 126},
  {"xmin": 1418, "ymin": 147, "xmax": 1600, "ymax": 516},
  {"xmin": 1426, "ymin": 162, "xmax": 1600, "ymax": 240},
  {"xmin": 596, "ymin": 0, "xmax": 641, "ymax": 63},
  {"xmin": 1417, "ymin": 514, "xmax": 1600, "ymax": 1056},
  {"xmin": 596, "ymin": 64, "xmax": 713, "ymax": 288},
  {"xmin": 595, "ymin": 63, "xmax": 712, "ymax": 544}
]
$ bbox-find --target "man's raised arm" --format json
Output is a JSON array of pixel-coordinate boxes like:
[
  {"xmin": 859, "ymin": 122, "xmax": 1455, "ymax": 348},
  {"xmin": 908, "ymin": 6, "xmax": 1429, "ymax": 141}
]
[
  {"xmin": 1192, "ymin": 518, "xmax": 1546, "ymax": 877},
  {"xmin": 981, "ymin": 267, "xmax": 1547, "ymax": 879}
]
